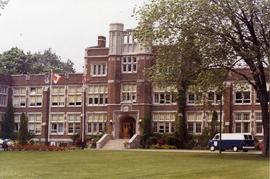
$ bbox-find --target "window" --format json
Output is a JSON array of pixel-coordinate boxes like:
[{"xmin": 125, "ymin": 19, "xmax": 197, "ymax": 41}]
[
  {"xmin": 87, "ymin": 113, "xmax": 107, "ymax": 134},
  {"xmin": 50, "ymin": 114, "xmax": 65, "ymax": 134},
  {"xmin": 0, "ymin": 113, "xmax": 4, "ymax": 131},
  {"xmin": 234, "ymin": 112, "xmax": 251, "ymax": 133},
  {"xmin": 67, "ymin": 113, "xmax": 81, "ymax": 135},
  {"xmin": 0, "ymin": 86, "xmax": 7, "ymax": 106},
  {"xmin": 29, "ymin": 87, "xmax": 43, "ymax": 107},
  {"xmin": 152, "ymin": 112, "xmax": 175, "ymax": 133},
  {"xmin": 153, "ymin": 92, "xmax": 176, "ymax": 104},
  {"xmin": 187, "ymin": 112, "xmax": 203, "ymax": 134},
  {"xmin": 207, "ymin": 91, "xmax": 222, "ymax": 104},
  {"xmin": 235, "ymin": 91, "xmax": 251, "ymax": 104},
  {"xmin": 51, "ymin": 87, "xmax": 65, "ymax": 107},
  {"xmin": 121, "ymin": 84, "xmax": 136, "ymax": 102},
  {"xmin": 255, "ymin": 112, "xmax": 263, "ymax": 135},
  {"xmin": 234, "ymin": 83, "xmax": 251, "ymax": 104},
  {"xmin": 13, "ymin": 87, "xmax": 26, "ymax": 107},
  {"xmin": 14, "ymin": 114, "xmax": 21, "ymax": 132},
  {"xmin": 206, "ymin": 111, "xmax": 223, "ymax": 131},
  {"xmin": 67, "ymin": 86, "xmax": 82, "ymax": 107},
  {"xmin": 88, "ymin": 85, "xmax": 108, "ymax": 106},
  {"xmin": 28, "ymin": 113, "xmax": 42, "ymax": 135},
  {"xmin": 91, "ymin": 63, "xmax": 107, "ymax": 76},
  {"xmin": 187, "ymin": 92, "xmax": 202, "ymax": 105},
  {"xmin": 122, "ymin": 56, "xmax": 137, "ymax": 73}
]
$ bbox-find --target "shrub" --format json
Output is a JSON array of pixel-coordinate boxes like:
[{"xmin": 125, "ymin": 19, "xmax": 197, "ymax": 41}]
[{"xmin": 149, "ymin": 144, "xmax": 177, "ymax": 149}]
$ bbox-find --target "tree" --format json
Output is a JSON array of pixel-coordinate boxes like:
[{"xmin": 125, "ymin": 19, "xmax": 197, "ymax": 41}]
[
  {"xmin": 135, "ymin": 1, "xmax": 204, "ymax": 148},
  {"xmin": 0, "ymin": 47, "xmax": 75, "ymax": 74},
  {"xmin": 18, "ymin": 113, "xmax": 32, "ymax": 145},
  {"xmin": 1, "ymin": 101, "xmax": 15, "ymax": 139},
  {"xmin": 0, "ymin": 0, "xmax": 9, "ymax": 16},
  {"xmin": 135, "ymin": 0, "xmax": 269, "ymax": 156},
  {"xmin": 30, "ymin": 49, "xmax": 75, "ymax": 74},
  {"xmin": 141, "ymin": 117, "xmax": 152, "ymax": 148}
]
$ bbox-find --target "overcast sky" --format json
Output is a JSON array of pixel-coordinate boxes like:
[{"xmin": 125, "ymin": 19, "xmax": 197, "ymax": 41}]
[{"xmin": 0, "ymin": 0, "xmax": 147, "ymax": 72}]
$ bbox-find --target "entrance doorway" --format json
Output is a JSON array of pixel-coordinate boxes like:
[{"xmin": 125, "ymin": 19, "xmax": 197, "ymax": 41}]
[{"xmin": 119, "ymin": 116, "xmax": 135, "ymax": 139}]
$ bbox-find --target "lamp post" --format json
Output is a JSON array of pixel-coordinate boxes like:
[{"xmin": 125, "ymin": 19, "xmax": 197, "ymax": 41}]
[{"xmin": 219, "ymin": 93, "xmax": 223, "ymax": 154}]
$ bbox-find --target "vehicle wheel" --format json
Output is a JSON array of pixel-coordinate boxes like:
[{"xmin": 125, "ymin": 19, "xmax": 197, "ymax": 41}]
[
  {"xmin": 243, "ymin": 149, "xmax": 248, "ymax": 152},
  {"xmin": 233, "ymin": 146, "xmax": 238, "ymax": 152},
  {"xmin": 210, "ymin": 146, "xmax": 215, "ymax": 151}
]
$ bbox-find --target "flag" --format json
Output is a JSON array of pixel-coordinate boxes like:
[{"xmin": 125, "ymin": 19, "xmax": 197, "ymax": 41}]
[{"xmin": 52, "ymin": 71, "xmax": 61, "ymax": 84}]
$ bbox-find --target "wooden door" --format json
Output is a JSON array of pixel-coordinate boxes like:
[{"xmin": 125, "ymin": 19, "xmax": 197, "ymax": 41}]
[{"xmin": 122, "ymin": 122, "xmax": 130, "ymax": 139}]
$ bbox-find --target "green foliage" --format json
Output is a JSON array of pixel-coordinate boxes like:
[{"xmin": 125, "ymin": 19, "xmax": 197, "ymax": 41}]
[
  {"xmin": 2, "ymin": 101, "xmax": 15, "ymax": 139},
  {"xmin": 0, "ymin": 47, "xmax": 75, "ymax": 74},
  {"xmin": 196, "ymin": 128, "xmax": 211, "ymax": 149},
  {"xmin": 18, "ymin": 113, "xmax": 33, "ymax": 145},
  {"xmin": 135, "ymin": 0, "xmax": 269, "ymax": 156},
  {"xmin": 210, "ymin": 111, "xmax": 219, "ymax": 138},
  {"xmin": 140, "ymin": 117, "xmax": 152, "ymax": 148}
]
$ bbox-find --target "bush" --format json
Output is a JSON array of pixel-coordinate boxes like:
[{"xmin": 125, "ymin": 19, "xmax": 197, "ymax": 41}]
[
  {"xmin": 141, "ymin": 133, "xmax": 180, "ymax": 149},
  {"xmin": 9, "ymin": 144, "xmax": 68, "ymax": 151},
  {"xmin": 149, "ymin": 144, "xmax": 177, "ymax": 149},
  {"xmin": 86, "ymin": 135, "xmax": 103, "ymax": 148}
]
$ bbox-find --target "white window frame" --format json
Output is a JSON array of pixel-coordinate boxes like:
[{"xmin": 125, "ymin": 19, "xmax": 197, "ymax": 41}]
[
  {"xmin": 233, "ymin": 83, "xmax": 252, "ymax": 105},
  {"xmin": 187, "ymin": 111, "xmax": 203, "ymax": 135},
  {"xmin": 87, "ymin": 85, "xmax": 108, "ymax": 106},
  {"xmin": 121, "ymin": 56, "xmax": 137, "ymax": 73},
  {"xmin": 186, "ymin": 92, "xmax": 203, "ymax": 106},
  {"xmin": 254, "ymin": 111, "xmax": 263, "ymax": 136},
  {"xmin": 50, "ymin": 113, "xmax": 65, "ymax": 135},
  {"xmin": 67, "ymin": 86, "xmax": 82, "ymax": 107},
  {"xmin": 86, "ymin": 112, "xmax": 107, "ymax": 135},
  {"xmin": 28, "ymin": 87, "xmax": 43, "ymax": 107},
  {"xmin": 152, "ymin": 111, "xmax": 176, "ymax": 134},
  {"xmin": 0, "ymin": 86, "xmax": 8, "ymax": 107},
  {"xmin": 28, "ymin": 113, "xmax": 42, "ymax": 135},
  {"xmin": 207, "ymin": 91, "xmax": 222, "ymax": 105},
  {"xmin": 121, "ymin": 84, "xmax": 136, "ymax": 103},
  {"xmin": 153, "ymin": 92, "xmax": 176, "ymax": 105},
  {"xmin": 13, "ymin": 87, "xmax": 27, "ymax": 108},
  {"xmin": 91, "ymin": 63, "xmax": 107, "ymax": 77},
  {"xmin": 67, "ymin": 113, "xmax": 81, "ymax": 135},
  {"xmin": 233, "ymin": 111, "xmax": 251, "ymax": 133},
  {"xmin": 51, "ymin": 86, "xmax": 66, "ymax": 107},
  {"xmin": 14, "ymin": 113, "xmax": 22, "ymax": 132}
]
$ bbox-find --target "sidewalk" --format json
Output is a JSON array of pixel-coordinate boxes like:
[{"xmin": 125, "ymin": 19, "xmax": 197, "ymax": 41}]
[{"xmin": 98, "ymin": 148, "xmax": 263, "ymax": 154}]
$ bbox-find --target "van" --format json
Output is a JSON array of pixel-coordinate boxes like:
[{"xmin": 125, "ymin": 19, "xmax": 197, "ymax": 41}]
[{"xmin": 208, "ymin": 133, "xmax": 255, "ymax": 152}]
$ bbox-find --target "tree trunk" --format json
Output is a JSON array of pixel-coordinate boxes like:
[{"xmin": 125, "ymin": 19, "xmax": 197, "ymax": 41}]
[
  {"xmin": 176, "ymin": 80, "xmax": 188, "ymax": 148},
  {"xmin": 258, "ymin": 89, "xmax": 269, "ymax": 157}
]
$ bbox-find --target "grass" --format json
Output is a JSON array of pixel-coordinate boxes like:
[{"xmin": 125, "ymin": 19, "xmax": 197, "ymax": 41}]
[{"xmin": 0, "ymin": 150, "xmax": 269, "ymax": 179}]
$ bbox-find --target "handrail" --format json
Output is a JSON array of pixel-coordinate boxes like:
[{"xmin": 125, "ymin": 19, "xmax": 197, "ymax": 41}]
[
  {"xmin": 126, "ymin": 134, "xmax": 141, "ymax": 149},
  {"xmin": 96, "ymin": 134, "xmax": 112, "ymax": 149}
]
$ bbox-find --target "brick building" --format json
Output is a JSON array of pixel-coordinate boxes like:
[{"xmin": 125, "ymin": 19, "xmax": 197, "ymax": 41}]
[{"xmin": 0, "ymin": 23, "xmax": 269, "ymax": 145}]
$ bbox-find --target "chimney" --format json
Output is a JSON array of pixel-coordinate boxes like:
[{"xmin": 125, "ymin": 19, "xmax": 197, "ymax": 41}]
[{"xmin": 98, "ymin": 36, "xmax": 106, "ymax": 47}]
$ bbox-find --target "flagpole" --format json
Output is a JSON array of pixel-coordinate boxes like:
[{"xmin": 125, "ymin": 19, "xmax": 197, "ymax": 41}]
[
  {"xmin": 81, "ymin": 73, "xmax": 86, "ymax": 145},
  {"xmin": 48, "ymin": 69, "xmax": 53, "ymax": 145}
]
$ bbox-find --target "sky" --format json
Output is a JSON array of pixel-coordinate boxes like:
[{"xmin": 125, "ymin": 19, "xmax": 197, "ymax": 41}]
[{"xmin": 0, "ymin": 0, "xmax": 147, "ymax": 72}]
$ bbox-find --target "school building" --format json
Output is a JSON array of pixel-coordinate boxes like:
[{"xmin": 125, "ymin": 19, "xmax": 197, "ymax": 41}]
[{"xmin": 0, "ymin": 23, "xmax": 268, "ymax": 147}]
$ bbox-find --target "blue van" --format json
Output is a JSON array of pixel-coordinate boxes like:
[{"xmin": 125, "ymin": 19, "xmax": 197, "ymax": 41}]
[{"xmin": 208, "ymin": 133, "xmax": 255, "ymax": 152}]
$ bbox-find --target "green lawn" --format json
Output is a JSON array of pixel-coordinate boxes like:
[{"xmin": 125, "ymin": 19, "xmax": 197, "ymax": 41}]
[{"xmin": 0, "ymin": 150, "xmax": 268, "ymax": 179}]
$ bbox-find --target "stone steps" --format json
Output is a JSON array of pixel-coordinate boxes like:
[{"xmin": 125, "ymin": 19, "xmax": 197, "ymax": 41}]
[{"xmin": 102, "ymin": 139, "xmax": 129, "ymax": 150}]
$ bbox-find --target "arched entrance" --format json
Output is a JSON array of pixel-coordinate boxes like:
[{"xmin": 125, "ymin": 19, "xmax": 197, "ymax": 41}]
[{"xmin": 119, "ymin": 115, "xmax": 136, "ymax": 139}]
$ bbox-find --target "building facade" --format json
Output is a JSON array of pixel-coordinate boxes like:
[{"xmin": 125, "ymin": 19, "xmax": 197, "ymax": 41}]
[{"xmin": 0, "ymin": 23, "xmax": 269, "ymax": 144}]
